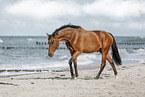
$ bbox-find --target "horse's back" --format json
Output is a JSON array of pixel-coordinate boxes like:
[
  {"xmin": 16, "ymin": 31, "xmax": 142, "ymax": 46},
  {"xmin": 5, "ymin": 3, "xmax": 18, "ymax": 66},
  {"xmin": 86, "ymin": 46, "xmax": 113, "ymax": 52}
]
[
  {"xmin": 92, "ymin": 30, "xmax": 112, "ymax": 39},
  {"xmin": 77, "ymin": 30, "xmax": 102, "ymax": 53},
  {"xmin": 92, "ymin": 30, "xmax": 114, "ymax": 49},
  {"xmin": 81, "ymin": 30, "xmax": 112, "ymax": 44},
  {"xmin": 78, "ymin": 29, "xmax": 113, "ymax": 53}
]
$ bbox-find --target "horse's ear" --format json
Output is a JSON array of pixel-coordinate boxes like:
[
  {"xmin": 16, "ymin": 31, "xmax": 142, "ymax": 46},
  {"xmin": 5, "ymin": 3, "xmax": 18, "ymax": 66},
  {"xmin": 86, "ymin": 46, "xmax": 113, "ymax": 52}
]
[{"xmin": 46, "ymin": 33, "xmax": 50, "ymax": 36}]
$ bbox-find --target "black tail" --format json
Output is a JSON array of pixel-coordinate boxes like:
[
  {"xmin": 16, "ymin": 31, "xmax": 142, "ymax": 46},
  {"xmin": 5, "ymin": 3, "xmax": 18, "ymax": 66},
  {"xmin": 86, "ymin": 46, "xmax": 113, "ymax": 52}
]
[{"xmin": 109, "ymin": 33, "xmax": 122, "ymax": 65}]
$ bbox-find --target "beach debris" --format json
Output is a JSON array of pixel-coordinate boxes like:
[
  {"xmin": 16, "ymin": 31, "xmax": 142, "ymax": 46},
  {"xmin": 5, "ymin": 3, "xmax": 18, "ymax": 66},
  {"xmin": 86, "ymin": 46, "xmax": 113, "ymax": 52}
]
[
  {"xmin": 0, "ymin": 82, "xmax": 18, "ymax": 86},
  {"xmin": 60, "ymin": 74, "xmax": 65, "ymax": 76},
  {"xmin": 84, "ymin": 76, "xmax": 93, "ymax": 80}
]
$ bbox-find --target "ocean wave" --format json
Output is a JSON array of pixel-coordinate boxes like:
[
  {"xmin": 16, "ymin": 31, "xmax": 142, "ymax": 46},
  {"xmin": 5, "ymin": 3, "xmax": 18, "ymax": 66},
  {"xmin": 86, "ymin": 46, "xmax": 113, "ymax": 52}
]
[
  {"xmin": 138, "ymin": 36, "xmax": 145, "ymax": 39},
  {"xmin": 79, "ymin": 54, "xmax": 98, "ymax": 59},
  {"xmin": 0, "ymin": 63, "xmax": 53, "ymax": 70},
  {"xmin": 119, "ymin": 48, "xmax": 145, "ymax": 54},
  {"xmin": 1, "ymin": 48, "xmax": 145, "ymax": 70},
  {"xmin": 132, "ymin": 48, "xmax": 145, "ymax": 52},
  {"xmin": 78, "ymin": 60, "xmax": 94, "ymax": 65},
  {"xmin": 27, "ymin": 38, "xmax": 35, "ymax": 41},
  {"xmin": 0, "ymin": 39, "xmax": 3, "ymax": 43},
  {"xmin": 58, "ymin": 55, "xmax": 69, "ymax": 60},
  {"xmin": 119, "ymin": 49, "xmax": 131, "ymax": 55},
  {"xmin": 123, "ymin": 59, "xmax": 145, "ymax": 64}
]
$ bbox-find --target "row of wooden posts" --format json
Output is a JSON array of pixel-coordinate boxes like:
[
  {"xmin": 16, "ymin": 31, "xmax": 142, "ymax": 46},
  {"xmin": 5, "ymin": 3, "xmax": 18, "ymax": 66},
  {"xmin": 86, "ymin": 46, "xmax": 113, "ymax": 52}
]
[
  {"xmin": 0, "ymin": 46, "xmax": 66, "ymax": 50},
  {"xmin": 117, "ymin": 42, "xmax": 145, "ymax": 45},
  {"xmin": 1, "ymin": 41, "xmax": 145, "ymax": 50},
  {"xmin": 36, "ymin": 41, "xmax": 65, "ymax": 45},
  {"xmin": 1, "ymin": 46, "xmax": 145, "ymax": 50}
]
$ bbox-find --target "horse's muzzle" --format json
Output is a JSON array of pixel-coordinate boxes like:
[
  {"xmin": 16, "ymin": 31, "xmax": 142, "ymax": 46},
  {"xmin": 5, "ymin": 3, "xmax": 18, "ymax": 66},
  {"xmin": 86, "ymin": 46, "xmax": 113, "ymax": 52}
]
[{"xmin": 48, "ymin": 53, "xmax": 53, "ymax": 57}]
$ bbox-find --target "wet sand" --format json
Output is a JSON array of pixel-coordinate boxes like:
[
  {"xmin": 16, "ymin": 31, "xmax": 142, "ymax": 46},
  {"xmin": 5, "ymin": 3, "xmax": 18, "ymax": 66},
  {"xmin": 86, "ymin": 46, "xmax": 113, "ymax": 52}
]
[{"xmin": 0, "ymin": 63, "xmax": 145, "ymax": 97}]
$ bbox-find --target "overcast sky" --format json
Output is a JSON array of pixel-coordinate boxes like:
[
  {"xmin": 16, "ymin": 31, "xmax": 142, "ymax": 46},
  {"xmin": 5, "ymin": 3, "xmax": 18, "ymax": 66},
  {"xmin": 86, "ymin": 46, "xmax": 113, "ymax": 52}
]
[{"xmin": 0, "ymin": 0, "xmax": 145, "ymax": 36}]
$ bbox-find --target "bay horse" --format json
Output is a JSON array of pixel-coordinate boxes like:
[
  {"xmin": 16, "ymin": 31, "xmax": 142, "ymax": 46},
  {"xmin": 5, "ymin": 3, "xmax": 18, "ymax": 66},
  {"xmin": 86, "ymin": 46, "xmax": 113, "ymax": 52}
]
[{"xmin": 47, "ymin": 24, "xmax": 122, "ymax": 79}]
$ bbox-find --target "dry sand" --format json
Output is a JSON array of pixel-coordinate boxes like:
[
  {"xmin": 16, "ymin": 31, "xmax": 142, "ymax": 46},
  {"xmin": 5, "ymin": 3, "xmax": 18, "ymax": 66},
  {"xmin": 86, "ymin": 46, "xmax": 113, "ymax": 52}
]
[{"xmin": 0, "ymin": 63, "xmax": 145, "ymax": 97}]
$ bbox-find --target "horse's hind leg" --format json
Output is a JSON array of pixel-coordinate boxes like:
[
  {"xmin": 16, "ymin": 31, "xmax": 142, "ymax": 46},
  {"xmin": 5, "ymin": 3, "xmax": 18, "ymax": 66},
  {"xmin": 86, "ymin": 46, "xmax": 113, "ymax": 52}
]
[
  {"xmin": 96, "ymin": 61, "xmax": 106, "ymax": 79},
  {"xmin": 96, "ymin": 51, "xmax": 108, "ymax": 79},
  {"xmin": 106, "ymin": 54, "xmax": 118, "ymax": 78}
]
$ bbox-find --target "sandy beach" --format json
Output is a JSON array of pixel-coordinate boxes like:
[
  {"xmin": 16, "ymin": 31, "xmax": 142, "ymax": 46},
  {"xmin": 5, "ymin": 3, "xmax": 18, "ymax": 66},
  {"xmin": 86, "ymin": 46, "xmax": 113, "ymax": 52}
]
[{"xmin": 0, "ymin": 63, "xmax": 145, "ymax": 97}]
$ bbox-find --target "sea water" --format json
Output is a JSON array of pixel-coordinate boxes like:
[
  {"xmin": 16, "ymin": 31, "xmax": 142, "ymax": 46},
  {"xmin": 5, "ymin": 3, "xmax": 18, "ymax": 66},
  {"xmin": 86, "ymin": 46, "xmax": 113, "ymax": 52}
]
[{"xmin": 0, "ymin": 36, "xmax": 145, "ymax": 75}]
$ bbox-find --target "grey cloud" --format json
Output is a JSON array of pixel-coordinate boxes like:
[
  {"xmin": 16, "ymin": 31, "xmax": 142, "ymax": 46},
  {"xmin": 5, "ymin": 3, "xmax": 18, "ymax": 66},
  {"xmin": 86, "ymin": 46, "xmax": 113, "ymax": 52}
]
[{"xmin": 0, "ymin": 0, "xmax": 145, "ymax": 36}]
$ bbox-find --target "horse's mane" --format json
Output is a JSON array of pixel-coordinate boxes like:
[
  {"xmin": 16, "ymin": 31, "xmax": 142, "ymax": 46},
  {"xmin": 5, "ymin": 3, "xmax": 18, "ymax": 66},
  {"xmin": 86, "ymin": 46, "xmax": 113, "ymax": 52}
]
[
  {"xmin": 52, "ymin": 24, "xmax": 81, "ymax": 36},
  {"xmin": 48, "ymin": 24, "xmax": 81, "ymax": 40}
]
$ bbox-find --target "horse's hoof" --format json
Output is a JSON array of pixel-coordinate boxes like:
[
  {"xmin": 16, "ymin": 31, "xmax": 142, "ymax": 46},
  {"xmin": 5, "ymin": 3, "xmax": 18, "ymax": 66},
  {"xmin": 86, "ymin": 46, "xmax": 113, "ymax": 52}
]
[
  {"xmin": 71, "ymin": 77, "xmax": 77, "ymax": 80},
  {"xmin": 71, "ymin": 75, "xmax": 77, "ymax": 80},
  {"xmin": 115, "ymin": 75, "xmax": 118, "ymax": 79},
  {"xmin": 75, "ymin": 74, "xmax": 79, "ymax": 78},
  {"xmin": 94, "ymin": 76, "xmax": 99, "ymax": 79}
]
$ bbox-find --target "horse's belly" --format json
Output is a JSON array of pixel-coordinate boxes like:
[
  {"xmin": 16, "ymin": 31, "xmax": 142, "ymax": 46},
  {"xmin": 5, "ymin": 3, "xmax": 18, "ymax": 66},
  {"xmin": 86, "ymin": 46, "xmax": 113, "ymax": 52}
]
[
  {"xmin": 83, "ymin": 43, "xmax": 101, "ymax": 53},
  {"xmin": 81, "ymin": 32, "xmax": 102, "ymax": 53}
]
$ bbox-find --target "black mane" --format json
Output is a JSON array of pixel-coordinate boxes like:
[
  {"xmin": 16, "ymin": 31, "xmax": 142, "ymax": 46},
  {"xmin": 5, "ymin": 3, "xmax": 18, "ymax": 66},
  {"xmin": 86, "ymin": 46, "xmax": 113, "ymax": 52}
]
[
  {"xmin": 52, "ymin": 24, "xmax": 81, "ymax": 36},
  {"xmin": 48, "ymin": 24, "xmax": 81, "ymax": 40}
]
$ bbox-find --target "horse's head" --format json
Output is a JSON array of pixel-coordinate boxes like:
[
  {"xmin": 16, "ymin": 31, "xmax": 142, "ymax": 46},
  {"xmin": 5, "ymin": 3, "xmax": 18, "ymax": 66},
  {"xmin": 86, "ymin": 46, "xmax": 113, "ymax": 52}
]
[{"xmin": 46, "ymin": 33, "xmax": 59, "ymax": 57}]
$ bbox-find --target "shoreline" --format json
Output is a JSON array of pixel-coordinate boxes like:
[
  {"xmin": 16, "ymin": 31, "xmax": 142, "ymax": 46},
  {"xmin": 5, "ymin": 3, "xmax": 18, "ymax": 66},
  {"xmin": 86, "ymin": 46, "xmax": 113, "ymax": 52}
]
[
  {"xmin": 0, "ymin": 65, "xmax": 100, "ymax": 78},
  {"xmin": 0, "ymin": 63, "xmax": 145, "ymax": 97}
]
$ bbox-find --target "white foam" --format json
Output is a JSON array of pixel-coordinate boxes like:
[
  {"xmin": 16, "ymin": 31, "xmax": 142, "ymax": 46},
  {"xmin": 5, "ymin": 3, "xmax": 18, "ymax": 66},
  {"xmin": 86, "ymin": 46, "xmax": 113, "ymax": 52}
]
[
  {"xmin": 77, "ymin": 54, "xmax": 100, "ymax": 65},
  {"xmin": 123, "ymin": 58, "xmax": 145, "ymax": 64},
  {"xmin": 27, "ymin": 38, "xmax": 34, "ymax": 41},
  {"xmin": 58, "ymin": 55, "xmax": 68, "ymax": 60},
  {"xmin": 79, "ymin": 54, "xmax": 97, "ymax": 59},
  {"xmin": 139, "ymin": 36, "xmax": 145, "ymax": 39},
  {"xmin": 78, "ymin": 60, "xmax": 94, "ymax": 65},
  {"xmin": 0, "ymin": 39, "xmax": 3, "ymax": 43},
  {"xmin": 133, "ymin": 48, "xmax": 145, "ymax": 53},
  {"xmin": 119, "ymin": 49, "xmax": 143, "ymax": 55},
  {"xmin": 119, "ymin": 49, "xmax": 128, "ymax": 54}
]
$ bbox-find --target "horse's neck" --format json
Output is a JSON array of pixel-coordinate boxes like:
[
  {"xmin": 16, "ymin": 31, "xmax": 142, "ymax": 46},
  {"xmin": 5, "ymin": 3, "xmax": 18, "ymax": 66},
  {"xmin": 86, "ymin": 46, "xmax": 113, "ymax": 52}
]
[{"xmin": 57, "ymin": 31, "xmax": 72, "ymax": 42}]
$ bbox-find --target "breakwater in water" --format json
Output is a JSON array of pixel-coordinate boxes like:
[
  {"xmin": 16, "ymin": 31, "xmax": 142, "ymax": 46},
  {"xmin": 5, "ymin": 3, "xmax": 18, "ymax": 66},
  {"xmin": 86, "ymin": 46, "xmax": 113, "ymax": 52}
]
[
  {"xmin": 1, "ymin": 40, "xmax": 145, "ymax": 50},
  {"xmin": 0, "ymin": 69, "xmax": 64, "ymax": 73}
]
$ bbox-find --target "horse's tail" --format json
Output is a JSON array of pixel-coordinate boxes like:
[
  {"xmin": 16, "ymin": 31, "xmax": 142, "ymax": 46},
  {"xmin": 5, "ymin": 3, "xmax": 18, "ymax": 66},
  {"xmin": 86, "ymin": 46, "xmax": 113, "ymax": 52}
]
[{"xmin": 109, "ymin": 33, "xmax": 122, "ymax": 65}]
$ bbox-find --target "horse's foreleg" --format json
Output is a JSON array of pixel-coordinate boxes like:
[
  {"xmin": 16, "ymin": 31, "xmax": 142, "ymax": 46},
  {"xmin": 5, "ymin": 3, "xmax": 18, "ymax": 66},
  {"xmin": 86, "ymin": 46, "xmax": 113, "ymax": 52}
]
[
  {"xmin": 66, "ymin": 42, "xmax": 76, "ymax": 79},
  {"xmin": 74, "ymin": 58, "xmax": 78, "ymax": 77},
  {"xmin": 69, "ymin": 59, "xmax": 75, "ymax": 79},
  {"xmin": 69, "ymin": 51, "xmax": 81, "ymax": 79}
]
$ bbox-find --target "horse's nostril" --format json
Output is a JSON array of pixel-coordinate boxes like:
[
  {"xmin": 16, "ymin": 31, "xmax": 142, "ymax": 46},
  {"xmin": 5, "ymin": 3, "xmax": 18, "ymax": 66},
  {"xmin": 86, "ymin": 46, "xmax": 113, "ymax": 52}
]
[{"xmin": 48, "ymin": 53, "xmax": 53, "ymax": 57}]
